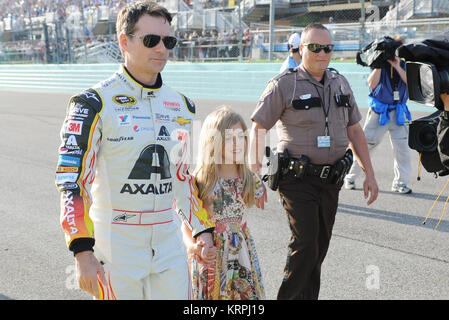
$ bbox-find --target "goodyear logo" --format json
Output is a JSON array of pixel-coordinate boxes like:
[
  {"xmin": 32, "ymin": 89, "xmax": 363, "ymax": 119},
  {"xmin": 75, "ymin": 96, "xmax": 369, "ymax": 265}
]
[{"xmin": 113, "ymin": 95, "xmax": 137, "ymax": 106}]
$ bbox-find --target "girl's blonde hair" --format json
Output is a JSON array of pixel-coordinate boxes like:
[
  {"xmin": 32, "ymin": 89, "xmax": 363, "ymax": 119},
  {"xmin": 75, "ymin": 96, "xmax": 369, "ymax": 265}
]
[{"xmin": 194, "ymin": 106, "xmax": 255, "ymax": 208}]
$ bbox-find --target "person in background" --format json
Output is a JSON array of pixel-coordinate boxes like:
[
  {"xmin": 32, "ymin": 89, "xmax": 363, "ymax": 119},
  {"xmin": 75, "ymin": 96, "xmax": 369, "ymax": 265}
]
[
  {"xmin": 344, "ymin": 35, "xmax": 412, "ymax": 194},
  {"xmin": 279, "ymin": 32, "xmax": 301, "ymax": 73}
]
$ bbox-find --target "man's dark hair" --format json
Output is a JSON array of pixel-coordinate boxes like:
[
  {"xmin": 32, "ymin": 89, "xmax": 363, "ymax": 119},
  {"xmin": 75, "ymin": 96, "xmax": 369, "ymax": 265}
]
[{"xmin": 116, "ymin": 0, "xmax": 172, "ymax": 38}]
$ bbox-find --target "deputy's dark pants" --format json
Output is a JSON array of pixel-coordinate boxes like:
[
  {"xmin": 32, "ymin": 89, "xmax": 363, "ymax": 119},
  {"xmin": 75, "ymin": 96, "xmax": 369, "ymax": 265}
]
[{"xmin": 277, "ymin": 173, "xmax": 341, "ymax": 300}]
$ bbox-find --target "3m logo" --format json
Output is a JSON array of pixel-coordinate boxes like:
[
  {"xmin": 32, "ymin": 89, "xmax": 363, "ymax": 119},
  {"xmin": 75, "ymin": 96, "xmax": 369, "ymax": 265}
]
[
  {"xmin": 66, "ymin": 120, "xmax": 83, "ymax": 135},
  {"xmin": 113, "ymin": 95, "xmax": 137, "ymax": 105}
]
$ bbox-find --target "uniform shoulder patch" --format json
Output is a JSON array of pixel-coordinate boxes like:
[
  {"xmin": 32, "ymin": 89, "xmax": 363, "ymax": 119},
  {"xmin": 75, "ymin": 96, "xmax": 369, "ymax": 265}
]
[
  {"xmin": 327, "ymin": 67, "xmax": 340, "ymax": 75},
  {"xmin": 181, "ymin": 94, "xmax": 196, "ymax": 115},
  {"xmin": 272, "ymin": 68, "xmax": 297, "ymax": 81}
]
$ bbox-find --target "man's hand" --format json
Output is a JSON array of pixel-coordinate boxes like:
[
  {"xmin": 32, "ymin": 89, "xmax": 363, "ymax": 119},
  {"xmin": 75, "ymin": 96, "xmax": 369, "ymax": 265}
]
[
  {"xmin": 363, "ymin": 175, "xmax": 379, "ymax": 206},
  {"xmin": 347, "ymin": 123, "xmax": 378, "ymax": 205},
  {"xmin": 75, "ymin": 251, "xmax": 107, "ymax": 299},
  {"xmin": 441, "ymin": 93, "xmax": 449, "ymax": 111},
  {"xmin": 387, "ymin": 56, "xmax": 401, "ymax": 69}
]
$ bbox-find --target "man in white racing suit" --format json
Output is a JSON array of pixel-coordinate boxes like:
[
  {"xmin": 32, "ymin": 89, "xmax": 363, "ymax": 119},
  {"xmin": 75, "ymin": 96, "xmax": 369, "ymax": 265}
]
[{"xmin": 55, "ymin": 1, "xmax": 214, "ymax": 299}]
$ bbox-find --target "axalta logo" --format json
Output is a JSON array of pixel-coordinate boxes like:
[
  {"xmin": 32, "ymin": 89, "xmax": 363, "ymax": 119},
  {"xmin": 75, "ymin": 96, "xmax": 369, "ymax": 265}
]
[
  {"xmin": 121, "ymin": 144, "xmax": 173, "ymax": 195},
  {"xmin": 113, "ymin": 95, "xmax": 137, "ymax": 106},
  {"xmin": 63, "ymin": 191, "xmax": 78, "ymax": 234}
]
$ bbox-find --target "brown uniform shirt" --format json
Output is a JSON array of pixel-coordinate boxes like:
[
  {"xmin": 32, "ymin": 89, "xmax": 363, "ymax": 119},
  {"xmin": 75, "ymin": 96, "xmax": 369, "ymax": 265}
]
[{"xmin": 251, "ymin": 65, "xmax": 362, "ymax": 165}]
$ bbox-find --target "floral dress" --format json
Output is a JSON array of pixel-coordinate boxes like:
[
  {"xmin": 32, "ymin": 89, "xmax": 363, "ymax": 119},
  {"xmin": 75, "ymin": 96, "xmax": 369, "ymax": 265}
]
[{"xmin": 191, "ymin": 174, "xmax": 265, "ymax": 300}]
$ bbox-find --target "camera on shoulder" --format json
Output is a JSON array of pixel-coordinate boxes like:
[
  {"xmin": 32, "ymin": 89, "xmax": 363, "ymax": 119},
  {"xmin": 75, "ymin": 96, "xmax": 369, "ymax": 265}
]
[
  {"xmin": 356, "ymin": 36, "xmax": 403, "ymax": 69},
  {"xmin": 397, "ymin": 32, "xmax": 449, "ymax": 110},
  {"xmin": 399, "ymin": 32, "xmax": 449, "ymax": 176}
]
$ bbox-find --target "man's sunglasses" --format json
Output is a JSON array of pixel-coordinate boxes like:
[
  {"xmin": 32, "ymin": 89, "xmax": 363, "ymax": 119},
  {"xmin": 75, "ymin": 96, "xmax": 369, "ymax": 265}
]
[
  {"xmin": 129, "ymin": 34, "xmax": 177, "ymax": 50},
  {"xmin": 303, "ymin": 43, "xmax": 334, "ymax": 54}
]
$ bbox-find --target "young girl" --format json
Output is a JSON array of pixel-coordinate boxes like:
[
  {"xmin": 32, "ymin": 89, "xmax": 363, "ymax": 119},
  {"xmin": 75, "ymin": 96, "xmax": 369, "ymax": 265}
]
[{"xmin": 182, "ymin": 106, "xmax": 265, "ymax": 300}]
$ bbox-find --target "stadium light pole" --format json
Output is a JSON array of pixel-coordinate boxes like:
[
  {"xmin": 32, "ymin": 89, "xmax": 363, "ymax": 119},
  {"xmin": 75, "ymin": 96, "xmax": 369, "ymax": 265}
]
[
  {"xmin": 80, "ymin": 0, "xmax": 88, "ymax": 64},
  {"xmin": 268, "ymin": 0, "xmax": 274, "ymax": 61},
  {"xmin": 238, "ymin": 0, "xmax": 243, "ymax": 63},
  {"xmin": 360, "ymin": 0, "xmax": 365, "ymax": 50}
]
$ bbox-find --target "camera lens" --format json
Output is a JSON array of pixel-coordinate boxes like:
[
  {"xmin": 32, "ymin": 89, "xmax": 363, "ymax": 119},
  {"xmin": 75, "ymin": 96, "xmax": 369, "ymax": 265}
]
[
  {"xmin": 417, "ymin": 124, "xmax": 437, "ymax": 151},
  {"xmin": 419, "ymin": 64, "xmax": 435, "ymax": 101}
]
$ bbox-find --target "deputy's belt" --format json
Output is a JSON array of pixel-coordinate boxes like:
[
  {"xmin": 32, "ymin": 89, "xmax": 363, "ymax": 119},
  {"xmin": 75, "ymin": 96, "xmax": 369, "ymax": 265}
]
[
  {"xmin": 305, "ymin": 163, "xmax": 333, "ymax": 179},
  {"xmin": 285, "ymin": 149, "xmax": 353, "ymax": 184}
]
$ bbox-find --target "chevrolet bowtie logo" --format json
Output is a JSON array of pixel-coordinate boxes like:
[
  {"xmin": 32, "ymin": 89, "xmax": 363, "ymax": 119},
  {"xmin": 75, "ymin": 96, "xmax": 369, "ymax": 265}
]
[{"xmin": 173, "ymin": 117, "xmax": 191, "ymax": 125}]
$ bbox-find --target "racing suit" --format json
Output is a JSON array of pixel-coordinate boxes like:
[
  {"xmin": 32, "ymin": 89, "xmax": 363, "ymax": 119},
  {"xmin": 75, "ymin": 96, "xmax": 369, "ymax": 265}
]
[{"xmin": 56, "ymin": 65, "xmax": 213, "ymax": 299}]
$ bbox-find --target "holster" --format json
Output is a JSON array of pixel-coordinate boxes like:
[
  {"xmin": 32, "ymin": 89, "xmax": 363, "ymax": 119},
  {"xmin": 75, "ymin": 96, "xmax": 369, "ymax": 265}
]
[
  {"xmin": 331, "ymin": 148, "xmax": 354, "ymax": 185},
  {"xmin": 262, "ymin": 147, "xmax": 289, "ymax": 191}
]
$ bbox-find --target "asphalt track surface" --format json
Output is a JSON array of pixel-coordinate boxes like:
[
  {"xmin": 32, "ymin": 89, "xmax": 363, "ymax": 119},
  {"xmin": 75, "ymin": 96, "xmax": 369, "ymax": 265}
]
[{"xmin": 1, "ymin": 90, "xmax": 449, "ymax": 301}]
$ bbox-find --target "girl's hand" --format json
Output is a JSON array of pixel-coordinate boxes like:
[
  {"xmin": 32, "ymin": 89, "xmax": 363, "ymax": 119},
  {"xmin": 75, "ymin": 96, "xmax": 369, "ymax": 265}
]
[
  {"xmin": 200, "ymin": 244, "xmax": 217, "ymax": 266},
  {"xmin": 255, "ymin": 183, "xmax": 267, "ymax": 210}
]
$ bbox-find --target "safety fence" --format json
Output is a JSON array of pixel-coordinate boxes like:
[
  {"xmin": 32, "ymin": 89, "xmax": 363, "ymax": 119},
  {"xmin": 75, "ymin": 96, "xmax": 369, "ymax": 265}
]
[{"xmin": 0, "ymin": 62, "xmax": 429, "ymax": 112}]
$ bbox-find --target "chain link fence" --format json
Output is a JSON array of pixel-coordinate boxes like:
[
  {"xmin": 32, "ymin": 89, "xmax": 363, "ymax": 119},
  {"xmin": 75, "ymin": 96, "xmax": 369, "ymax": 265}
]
[{"xmin": 1, "ymin": 0, "xmax": 449, "ymax": 64}]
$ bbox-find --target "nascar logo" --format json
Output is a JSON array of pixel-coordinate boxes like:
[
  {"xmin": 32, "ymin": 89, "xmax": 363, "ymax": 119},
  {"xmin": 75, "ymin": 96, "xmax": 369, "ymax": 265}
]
[{"xmin": 113, "ymin": 95, "xmax": 137, "ymax": 105}]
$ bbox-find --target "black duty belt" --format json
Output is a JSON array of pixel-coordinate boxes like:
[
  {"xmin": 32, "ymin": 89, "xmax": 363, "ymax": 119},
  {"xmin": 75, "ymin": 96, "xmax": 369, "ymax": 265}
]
[
  {"xmin": 284, "ymin": 149, "xmax": 354, "ymax": 184},
  {"xmin": 305, "ymin": 163, "xmax": 332, "ymax": 179}
]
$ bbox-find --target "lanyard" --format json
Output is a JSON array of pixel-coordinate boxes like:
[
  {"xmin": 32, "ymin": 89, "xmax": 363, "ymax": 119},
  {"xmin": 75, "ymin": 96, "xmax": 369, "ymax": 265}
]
[{"xmin": 312, "ymin": 82, "xmax": 331, "ymax": 136}]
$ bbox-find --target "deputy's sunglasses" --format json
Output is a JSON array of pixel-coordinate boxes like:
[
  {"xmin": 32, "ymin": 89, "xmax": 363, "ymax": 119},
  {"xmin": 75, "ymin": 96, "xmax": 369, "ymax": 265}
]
[
  {"xmin": 303, "ymin": 43, "xmax": 334, "ymax": 54},
  {"xmin": 129, "ymin": 34, "xmax": 177, "ymax": 50}
]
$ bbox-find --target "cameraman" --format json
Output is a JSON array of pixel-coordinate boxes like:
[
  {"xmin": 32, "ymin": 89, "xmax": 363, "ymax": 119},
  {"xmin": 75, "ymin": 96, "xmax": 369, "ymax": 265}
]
[
  {"xmin": 345, "ymin": 35, "xmax": 413, "ymax": 194},
  {"xmin": 439, "ymin": 93, "xmax": 449, "ymax": 170}
]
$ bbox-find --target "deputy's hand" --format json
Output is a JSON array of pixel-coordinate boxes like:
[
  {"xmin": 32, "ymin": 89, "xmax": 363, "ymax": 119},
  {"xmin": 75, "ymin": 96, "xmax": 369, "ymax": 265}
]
[
  {"xmin": 363, "ymin": 175, "xmax": 378, "ymax": 205},
  {"xmin": 74, "ymin": 251, "xmax": 107, "ymax": 299},
  {"xmin": 441, "ymin": 93, "xmax": 449, "ymax": 111}
]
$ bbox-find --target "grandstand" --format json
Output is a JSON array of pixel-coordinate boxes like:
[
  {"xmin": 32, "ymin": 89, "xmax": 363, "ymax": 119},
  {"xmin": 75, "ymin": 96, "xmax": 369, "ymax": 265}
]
[{"xmin": 0, "ymin": 0, "xmax": 448, "ymax": 64}]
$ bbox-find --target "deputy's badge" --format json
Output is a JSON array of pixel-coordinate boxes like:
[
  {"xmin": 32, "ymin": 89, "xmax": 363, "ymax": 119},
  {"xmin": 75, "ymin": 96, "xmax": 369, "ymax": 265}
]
[{"xmin": 259, "ymin": 81, "xmax": 275, "ymax": 101}]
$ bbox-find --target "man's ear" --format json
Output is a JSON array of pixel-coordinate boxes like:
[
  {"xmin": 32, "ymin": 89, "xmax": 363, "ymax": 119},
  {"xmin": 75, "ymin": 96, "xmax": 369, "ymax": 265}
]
[{"xmin": 118, "ymin": 33, "xmax": 129, "ymax": 54}]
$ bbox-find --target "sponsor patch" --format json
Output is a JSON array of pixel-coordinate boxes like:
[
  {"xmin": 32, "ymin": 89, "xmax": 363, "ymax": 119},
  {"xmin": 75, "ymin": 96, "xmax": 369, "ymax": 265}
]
[
  {"xmin": 113, "ymin": 95, "xmax": 137, "ymax": 106},
  {"xmin": 56, "ymin": 172, "xmax": 79, "ymax": 183},
  {"xmin": 58, "ymin": 155, "xmax": 81, "ymax": 167},
  {"xmin": 69, "ymin": 106, "xmax": 89, "ymax": 117},
  {"xmin": 132, "ymin": 115, "xmax": 151, "ymax": 120},
  {"xmin": 57, "ymin": 166, "xmax": 79, "ymax": 173},
  {"xmin": 157, "ymin": 126, "xmax": 170, "ymax": 141},
  {"xmin": 106, "ymin": 136, "xmax": 134, "ymax": 142},
  {"xmin": 118, "ymin": 114, "xmax": 131, "ymax": 126},
  {"xmin": 172, "ymin": 117, "xmax": 191, "ymax": 126},
  {"xmin": 66, "ymin": 120, "xmax": 83, "ymax": 135},
  {"xmin": 133, "ymin": 125, "xmax": 153, "ymax": 133}
]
